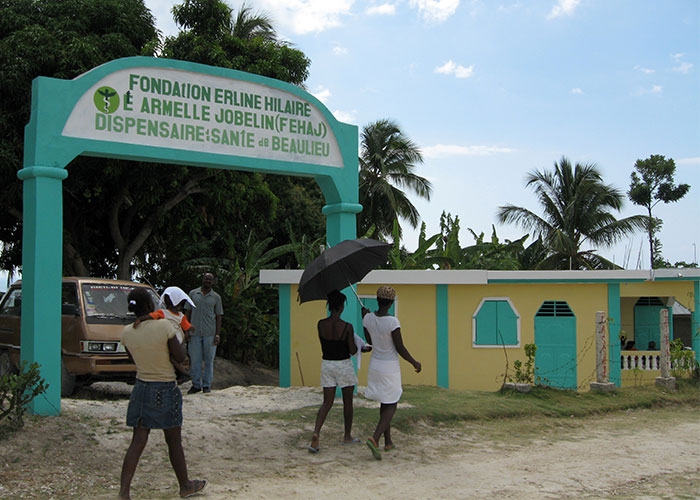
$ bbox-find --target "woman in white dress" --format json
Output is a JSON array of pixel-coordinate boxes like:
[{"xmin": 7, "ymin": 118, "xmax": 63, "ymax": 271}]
[{"xmin": 362, "ymin": 286, "xmax": 421, "ymax": 460}]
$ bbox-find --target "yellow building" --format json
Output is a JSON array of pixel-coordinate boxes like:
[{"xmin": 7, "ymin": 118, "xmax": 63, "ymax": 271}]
[{"xmin": 260, "ymin": 269, "xmax": 699, "ymax": 392}]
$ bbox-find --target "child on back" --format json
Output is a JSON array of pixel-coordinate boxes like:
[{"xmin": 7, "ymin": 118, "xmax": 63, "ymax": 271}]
[
  {"xmin": 150, "ymin": 286, "xmax": 196, "ymax": 384},
  {"xmin": 152, "ymin": 286, "xmax": 195, "ymax": 343}
]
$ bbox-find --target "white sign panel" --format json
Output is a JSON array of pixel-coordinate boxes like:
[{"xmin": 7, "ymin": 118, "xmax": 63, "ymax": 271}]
[{"xmin": 62, "ymin": 67, "xmax": 343, "ymax": 167}]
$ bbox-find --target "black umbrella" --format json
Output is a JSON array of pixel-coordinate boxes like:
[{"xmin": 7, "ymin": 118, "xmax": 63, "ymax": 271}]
[{"xmin": 297, "ymin": 238, "xmax": 392, "ymax": 304}]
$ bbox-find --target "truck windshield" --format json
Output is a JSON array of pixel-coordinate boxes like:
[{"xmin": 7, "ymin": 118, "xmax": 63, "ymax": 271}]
[{"xmin": 82, "ymin": 283, "xmax": 158, "ymax": 324}]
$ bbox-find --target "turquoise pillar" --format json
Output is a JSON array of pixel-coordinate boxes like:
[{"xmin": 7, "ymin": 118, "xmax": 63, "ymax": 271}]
[
  {"xmin": 322, "ymin": 201, "xmax": 363, "ymax": 331},
  {"xmin": 17, "ymin": 166, "xmax": 68, "ymax": 415},
  {"xmin": 436, "ymin": 284, "xmax": 449, "ymax": 388},
  {"xmin": 607, "ymin": 283, "xmax": 621, "ymax": 387},
  {"xmin": 322, "ymin": 202, "xmax": 362, "ymax": 247},
  {"xmin": 278, "ymin": 284, "xmax": 292, "ymax": 387}
]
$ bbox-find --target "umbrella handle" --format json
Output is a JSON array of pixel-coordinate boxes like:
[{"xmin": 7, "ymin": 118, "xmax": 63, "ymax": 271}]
[{"xmin": 348, "ymin": 283, "xmax": 363, "ymax": 306}]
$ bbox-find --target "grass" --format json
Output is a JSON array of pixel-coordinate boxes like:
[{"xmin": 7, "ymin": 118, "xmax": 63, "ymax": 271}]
[
  {"xmin": 267, "ymin": 379, "xmax": 700, "ymax": 433},
  {"xmin": 390, "ymin": 380, "xmax": 700, "ymax": 429}
]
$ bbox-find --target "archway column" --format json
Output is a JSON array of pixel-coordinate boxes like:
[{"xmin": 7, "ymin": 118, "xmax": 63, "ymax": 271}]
[
  {"xmin": 322, "ymin": 202, "xmax": 363, "ymax": 345},
  {"xmin": 322, "ymin": 202, "xmax": 362, "ymax": 247},
  {"xmin": 17, "ymin": 166, "xmax": 67, "ymax": 415}
]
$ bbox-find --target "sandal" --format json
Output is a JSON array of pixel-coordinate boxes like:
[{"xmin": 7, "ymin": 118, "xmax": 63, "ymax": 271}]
[
  {"xmin": 180, "ymin": 479, "xmax": 207, "ymax": 498},
  {"xmin": 366, "ymin": 437, "xmax": 382, "ymax": 460},
  {"xmin": 384, "ymin": 444, "xmax": 394, "ymax": 451},
  {"xmin": 308, "ymin": 434, "xmax": 320, "ymax": 453}
]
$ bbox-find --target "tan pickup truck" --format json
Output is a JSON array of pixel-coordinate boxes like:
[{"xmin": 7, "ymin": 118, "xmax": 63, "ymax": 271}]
[{"xmin": 0, "ymin": 277, "xmax": 159, "ymax": 396}]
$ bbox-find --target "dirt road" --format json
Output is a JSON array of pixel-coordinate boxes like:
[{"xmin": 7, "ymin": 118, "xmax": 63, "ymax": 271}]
[{"xmin": 1, "ymin": 385, "xmax": 698, "ymax": 499}]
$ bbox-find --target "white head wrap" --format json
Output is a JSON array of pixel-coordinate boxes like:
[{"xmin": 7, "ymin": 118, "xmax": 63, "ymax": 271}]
[{"xmin": 159, "ymin": 286, "xmax": 196, "ymax": 309}]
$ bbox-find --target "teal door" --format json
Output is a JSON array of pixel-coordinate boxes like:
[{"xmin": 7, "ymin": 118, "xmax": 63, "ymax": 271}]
[
  {"xmin": 534, "ymin": 301, "xmax": 577, "ymax": 389},
  {"xmin": 634, "ymin": 297, "xmax": 672, "ymax": 350}
]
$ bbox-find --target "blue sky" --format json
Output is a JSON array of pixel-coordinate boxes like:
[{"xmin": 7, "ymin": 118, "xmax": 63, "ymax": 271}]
[{"xmin": 146, "ymin": 0, "xmax": 700, "ymax": 268}]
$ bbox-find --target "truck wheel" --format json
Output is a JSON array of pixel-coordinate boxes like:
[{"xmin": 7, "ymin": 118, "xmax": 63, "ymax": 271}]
[
  {"xmin": 61, "ymin": 360, "xmax": 76, "ymax": 397},
  {"xmin": 0, "ymin": 350, "xmax": 18, "ymax": 377}
]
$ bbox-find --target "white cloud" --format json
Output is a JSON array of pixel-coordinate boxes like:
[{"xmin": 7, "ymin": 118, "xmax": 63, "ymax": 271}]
[
  {"xmin": 546, "ymin": 0, "xmax": 580, "ymax": 20},
  {"xmin": 632, "ymin": 84, "xmax": 663, "ymax": 96},
  {"xmin": 570, "ymin": 87, "xmax": 583, "ymax": 95},
  {"xmin": 409, "ymin": 0, "xmax": 460, "ymax": 23},
  {"xmin": 673, "ymin": 62, "xmax": 693, "ymax": 74},
  {"xmin": 498, "ymin": 2, "xmax": 524, "ymax": 15},
  {"xmin": 423, "ymin": 144, "xmax": 514, "ymax": 158},
  {"xmin": 256, "ymin": 0, "xmax": 354, "ymax": 35},
  {"xmin": 332, "ymin": 109, "xmax": 357, "ymax": 124},
  {"xmin": 332, "ymin": 43, "xmax": 349, "ymax": 55},
  {"xmin": 676, "ymin": 157, "xmax": 700, "ymax": 165},
  {"xmin": 435, "ymin": 60, "xmax": 475, "ymax": 78},
  {"xmin": 366, "ymin": 3, "xmax": 396, "ymax": 16},
  {"xmin": 311, "ymin": 85, "xmax": 332, "ymax": 104},
  {"xmin": 671, "ymin": 53, "xmax": 693, "ymax": 74},
  {"xmin": 634, "ymin": 65, "xmax": 655, "ymax": 75},
  {"xmin": 672, "ymin": 52, "xmax": 685, "ymax": 61}
]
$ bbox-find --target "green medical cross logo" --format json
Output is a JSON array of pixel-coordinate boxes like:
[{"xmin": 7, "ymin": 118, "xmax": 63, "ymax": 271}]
[{"xmin": 93, "ymin": 86, "xmax": 119, "ymax": 114}]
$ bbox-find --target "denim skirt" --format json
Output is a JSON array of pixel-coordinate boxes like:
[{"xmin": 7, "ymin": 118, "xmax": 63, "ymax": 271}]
[{"xmin": 126, "ymin": 379, "xmax": 183, "ymax": 429}]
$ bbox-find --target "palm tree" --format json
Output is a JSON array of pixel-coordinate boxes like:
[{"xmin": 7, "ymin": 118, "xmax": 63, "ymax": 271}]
[
  {"xmin": 231, "ymin": 2, "xmax": 276, "ymax": 42},
  {"xmin": 358, "ymin": 119, "xmax": 432, "ymax": 239},
  {"xmin": 172, "ymin": 1, "xmax": 276, "ymax": 41},
  {"xmin": 497, "ymin": 157, "xmax": 646, "ymax": 270}
]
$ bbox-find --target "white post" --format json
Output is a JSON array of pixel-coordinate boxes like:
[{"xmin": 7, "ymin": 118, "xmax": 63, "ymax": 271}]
[
  {"xmin": 596, "ymin": 311, "xmax": 608, "ymax": 382},
  {"xmin": 591, "ymin": 311, "xmax": 615, "ymax": 391},
  {"xmin": 655, "ymin": 308, "xmax": 676, "ymax": 390}
]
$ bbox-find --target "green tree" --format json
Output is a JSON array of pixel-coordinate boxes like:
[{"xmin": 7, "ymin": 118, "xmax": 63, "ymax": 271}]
[
  {"xmin": 148, "ymin": 0, "xmax": 317, "ymax": 281},
  {"xmin": 184, "ymin": 232, "xmax": 295, "ymax": 366},
  {"xmin": 358, "ymin": 119, "xmax": 432, "ymax": 239},
  {"xmin": 432, "ymin": 212, "xmax": 462, "ymax": 269},
  {"xmin": 461, "ymin": 226, "xmax": 529, "ymax": 270},
  {"xmin": 386, "ymin": 221, "xmax": 444, "ymax": 270},
  {"xmin": 230, "ymin": 2, "xmax": 276, "ymax": 42},
  {"xmin": 628, "ymin": 154, "xmax": 690, "ymax": 269},
  {"xmin": 497, "ymin": 157, "xmax": 646, "ymax": 270},
  {"xmin": 0, "ymin": 0, "xmax": 159, "ymax": 276},
  {"xmin": 164, "ymin": 0, "xmax": 309, "ymax": 85},
  {"xmin": 0, "ymin": 0, "xmax": 322, "ymax": 366}
]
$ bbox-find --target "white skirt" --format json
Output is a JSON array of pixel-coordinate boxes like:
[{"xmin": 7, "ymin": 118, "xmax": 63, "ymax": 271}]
[{"xmin": 365, "ymin": 357, "xmax": 402, "ymax": 404}]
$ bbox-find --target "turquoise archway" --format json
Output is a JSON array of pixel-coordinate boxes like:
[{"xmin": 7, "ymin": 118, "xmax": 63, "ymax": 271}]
[{"xmin": 21, "ymin": 57, "xmax": 361, "ymax": 414}]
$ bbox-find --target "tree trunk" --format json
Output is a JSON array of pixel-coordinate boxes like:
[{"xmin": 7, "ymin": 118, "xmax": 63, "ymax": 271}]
[
  {"xmin": 111, "ymin": 171, "xmax": 215, "ymax": 280},
  {"xmin": 64, "ymin": 241, "xmax": 89, "ymax": 277}
]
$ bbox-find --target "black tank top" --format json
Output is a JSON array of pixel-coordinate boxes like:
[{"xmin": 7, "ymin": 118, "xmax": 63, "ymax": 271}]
[{"xmin": 320, "ymin": 323, "xmax": 351, "ymax": 360}]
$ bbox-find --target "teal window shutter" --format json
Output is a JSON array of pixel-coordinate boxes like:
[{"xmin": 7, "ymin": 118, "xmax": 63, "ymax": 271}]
[{"xmin": 474, "ymin": 299, "xmax": 519, "ymax": 346}]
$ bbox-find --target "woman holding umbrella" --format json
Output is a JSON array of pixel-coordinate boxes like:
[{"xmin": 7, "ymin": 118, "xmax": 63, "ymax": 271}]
[
  {"xmin": 308, "ymin": 290, "xmax": 360, "ymax": 453},
  {"xmin": 362, "ymin": 286, "xmax": 422, "ymax": 460}
]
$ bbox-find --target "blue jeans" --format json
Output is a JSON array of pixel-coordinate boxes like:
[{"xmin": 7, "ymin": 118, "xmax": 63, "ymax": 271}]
[{"xmin": 188, "ymin": 335, "xmax": 217, "ymax": 389}]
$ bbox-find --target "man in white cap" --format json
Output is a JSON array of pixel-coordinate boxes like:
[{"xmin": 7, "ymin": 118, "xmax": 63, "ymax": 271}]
[{"xmin": 185, "ymin": 273, "xmax": 223, "ymax": 394}]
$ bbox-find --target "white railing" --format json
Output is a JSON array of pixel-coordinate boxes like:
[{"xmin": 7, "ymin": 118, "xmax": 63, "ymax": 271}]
[
  {"xmin": 621, "ymin": 350, "xmax": 660, "ymax": 370},
  {"xmin": 620, "ymin": 350, "xmax": 695, "ymax": 370}
]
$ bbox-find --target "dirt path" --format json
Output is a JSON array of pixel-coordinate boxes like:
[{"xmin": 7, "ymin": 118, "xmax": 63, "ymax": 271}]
[{"xmin": 1, "ymin": 385, "xmax": 698, "ymax": 499}]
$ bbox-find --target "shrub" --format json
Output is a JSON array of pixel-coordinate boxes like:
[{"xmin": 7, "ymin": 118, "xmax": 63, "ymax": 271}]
[
  {"xmin": 509, "ymin": 343, "xmax": 537, "ymax": 384},
  {"xmin": 670, "ymin": 339, "xmax": 699, "ymax": 379},
  {"xmin": 0, "ymin": 361, "xmax": 48, "ymax": 438}
]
